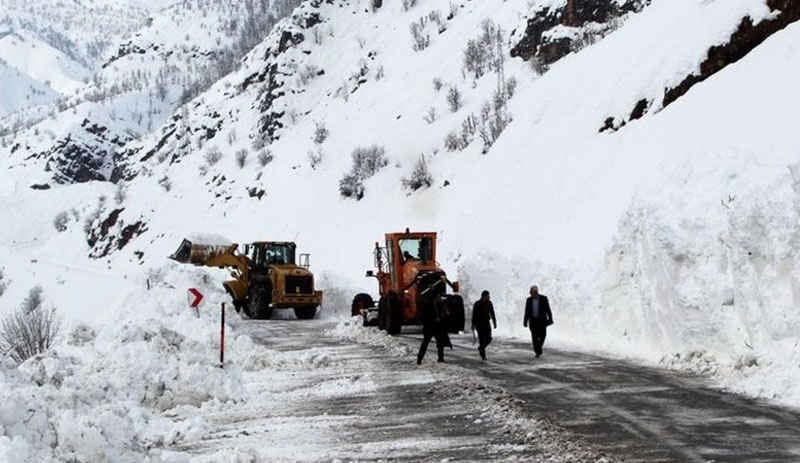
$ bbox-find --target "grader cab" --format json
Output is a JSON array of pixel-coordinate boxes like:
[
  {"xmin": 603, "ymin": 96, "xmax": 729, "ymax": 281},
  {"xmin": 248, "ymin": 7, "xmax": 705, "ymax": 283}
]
[
  {"xmin": 351, "ymin": 229, "xmax": 464, "ymax": 334},
  {"xmin": 170, "ymin": 238, "xmax": 322, "ymax": 320}
]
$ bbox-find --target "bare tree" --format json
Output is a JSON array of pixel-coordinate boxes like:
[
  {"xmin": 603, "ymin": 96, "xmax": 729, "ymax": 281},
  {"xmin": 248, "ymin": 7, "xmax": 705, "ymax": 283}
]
[
  {"xmin": 402, "ymin": 155, "xmax": 433, "ymax": 191},
  {"xmin": 447, "ymin": 86, "xmax": 462, "ymax": 112},
  {"xmin": 1, "ymin": 286, "xmax": 61, "ymax": 364},
  {"xmin": 236, "ymin": 148, "xmax": 249, "ymax": 168}
]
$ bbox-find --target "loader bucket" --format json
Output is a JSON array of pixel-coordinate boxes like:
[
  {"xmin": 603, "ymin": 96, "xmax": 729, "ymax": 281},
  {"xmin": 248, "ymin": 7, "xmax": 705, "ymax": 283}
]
[{"xmin": 169, "ymin": 239, "xmax": 235, "ymax": 265}]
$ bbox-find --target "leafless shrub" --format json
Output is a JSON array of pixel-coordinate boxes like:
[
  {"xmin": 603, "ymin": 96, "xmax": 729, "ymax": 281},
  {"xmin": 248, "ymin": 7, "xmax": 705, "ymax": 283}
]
[
  {"xmin": 423, "ymin": 107, "xmax": 438, "ymax": 124},
  {"xmin": 428, "ymin": 10, "xmax": 446, "ymax": 33},
  {"xmin": 313, "ymin": 121, "xmax": 329, "ymax": 145},
  {"xmin": 432, "ymin": 78, "xmax": 444, "ymax": 91},
  {"xmin": 351, "ymin": 145, "xmax": 388, "ymax": 177},
  {"xmin": 0, "ymin": 268, "xmax": 6, "ymax": 297},
  {"xmin": 205, "ymin": 146, "xmax": 223, "ymax": 165},
  {"xmin": 448, "ymin": 1, "xmax": 458, "ymax": 19},
  {"xmin": 339, "ymin": 172, "xmax": 364, "ymax": 200},
  {"xmin": 375, "ymin": 65, "xmax": 385, "ymax": 80},
  {"xmin": 0, "ymin": 286, "xmax": 61, "ymax": 364},
  {"xmin": 410, "ymin": 19, "xmax": 430, "ymax": 51},
  {"xmin": 235, "ymin": 149, "xmax": 248, "ymax": 168},
  {"xmin": 444, "ymin": 131, "xmax": 460, "ymax": 151},
  {"xmin": 68, "ymin": 324, "xmax": 96, "ymax": 347},
  {"xmin": 447, "ymin": 86, "xmax": 462, "ymax": 113},
  {"xmin": 339, "ymin": 145, "xmax": 389, "ymax": 199},
  {"xmin": 529, "ymin": 56, "xmax": 549, "ymax": 74},
  {"xmin": 478, "ymin": 90, "xmax": 512, "ymax": 153},
  {"xmin": 309, "ymin": 149, "xmax": 323, "ymax": 169},
  {"xmin": 464, "ymin": 20, "xmax": 504, "ymax": 80},
  {"xmin": 114, "ymin": 183, "xmax": 126, "ymax": 204},
  {"xmin": 402, "ymin": 0, "xmax": 418, "ymax": 11},
  {"xmin": 299, "ymin": 64, "xmax": 321, "ymax": 85},
  {"xmin": 53, "ymin": 211, "xmax": 70, "ymax": 232},
  {"xmin": 402, "ymin": 155, "xmax": 433, "ymax": 191},
  {"xmin": 506, "ymin": 76, "xmax": 518, "ymax": 99},
  {"xmin": 257, "ymin": 149, "xmax": 274, "ymax": 166}
]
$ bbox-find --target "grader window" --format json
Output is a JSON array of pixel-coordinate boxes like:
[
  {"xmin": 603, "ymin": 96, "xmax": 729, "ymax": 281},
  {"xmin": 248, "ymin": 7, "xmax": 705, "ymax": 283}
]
[{"xmin": 399, "ymin": 237, "xmax": 433, "ymax": 263}]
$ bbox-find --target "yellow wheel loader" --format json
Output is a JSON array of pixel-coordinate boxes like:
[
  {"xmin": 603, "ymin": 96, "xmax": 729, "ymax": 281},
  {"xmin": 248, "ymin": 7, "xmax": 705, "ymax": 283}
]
[{"xmin": 169, "ymin": 238, "xmax": 322, "ymax": 319}]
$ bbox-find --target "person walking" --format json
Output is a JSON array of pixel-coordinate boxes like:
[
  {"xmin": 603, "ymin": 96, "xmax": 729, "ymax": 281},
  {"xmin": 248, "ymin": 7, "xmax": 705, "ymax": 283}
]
[
  {"xmin": 472, "ymin": 290, "xmax": 496, "ymax": 361},
  {"xmin": 417, "ymin": 300, "xmax": 452, "ymax": 364},
  {"xmin": 523, "ymin": 285, "xmax": 553, "ymax": 357}
]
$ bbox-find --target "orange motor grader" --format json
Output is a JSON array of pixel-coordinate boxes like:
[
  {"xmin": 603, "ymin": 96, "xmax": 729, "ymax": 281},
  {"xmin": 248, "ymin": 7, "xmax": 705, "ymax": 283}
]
[{"xmin": 351, "ymin": 229, "xmax": 464, "ymax": 334}]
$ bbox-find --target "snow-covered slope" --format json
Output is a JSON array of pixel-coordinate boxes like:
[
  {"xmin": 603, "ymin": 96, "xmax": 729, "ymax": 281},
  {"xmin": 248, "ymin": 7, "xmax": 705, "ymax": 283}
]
[
  {"xmin": 0, "ymin": 0, "xmax": 148, "ymax": 68},
  {"xmin": 0, "ymin": 58, "xmax": 59, "ymax": 117},
  {"xmin": 0, "ymin": 0, "xmax": 301, "ymax": 186},
  {"xmin": 2, "ymin": 1, "xmax": 800, "ymax": 452},
  {"xmin": 0, "ymin": 32, "xmax": 90, "ymax": 96}
]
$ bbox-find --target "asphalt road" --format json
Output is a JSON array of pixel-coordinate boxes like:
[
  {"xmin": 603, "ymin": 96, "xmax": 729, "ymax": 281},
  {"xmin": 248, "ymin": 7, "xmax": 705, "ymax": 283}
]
[
  {"xmin": 162, "ymin": 318, "xmax": 611, "ymax": 462},
  {"xmin": 396, "ymin": 329, "xmax": 800, "ymax": 463},
  {"xmin": 163, "ymin": 318, "xmax": 800, "ymax": 462}
]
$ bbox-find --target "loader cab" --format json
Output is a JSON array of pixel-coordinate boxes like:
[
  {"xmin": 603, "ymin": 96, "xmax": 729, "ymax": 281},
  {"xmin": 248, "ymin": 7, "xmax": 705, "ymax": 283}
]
[{"xmin": 246, "ymin": 242, "xmax": 296, "ymax": 273}]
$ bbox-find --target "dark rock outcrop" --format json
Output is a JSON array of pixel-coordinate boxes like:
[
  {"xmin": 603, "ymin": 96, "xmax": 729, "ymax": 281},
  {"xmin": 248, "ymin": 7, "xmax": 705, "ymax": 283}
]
[{"xmin": 511, "ymin": 0, "xmax": 648, "ymax": 66}]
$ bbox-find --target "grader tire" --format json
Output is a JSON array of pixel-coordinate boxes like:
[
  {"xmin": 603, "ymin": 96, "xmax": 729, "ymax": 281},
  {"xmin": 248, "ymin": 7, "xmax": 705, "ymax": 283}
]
[
  {"xmin": 445, "ymin": 294, "xmax": 465, "ymax": 334},
  {"xmin": 386, "ymin": 293, "xmax": 402, "ymax": 335},
  {"xmin": 352, "ymin": 293, "xmax": 375, "ymax": 326}
]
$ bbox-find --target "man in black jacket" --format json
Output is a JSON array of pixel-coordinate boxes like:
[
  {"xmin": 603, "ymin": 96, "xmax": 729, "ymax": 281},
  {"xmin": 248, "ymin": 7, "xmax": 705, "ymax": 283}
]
[
  {"xmin": 417, "ymin": 300, "xmax": 452, "ymax": 364},
  {"xmin": 523, "ymin": 285, "xmax": 553, "ymax": 357},
  {"xmin": 472, "ymin": 290, "xmax": 497, "ymax": 360}
]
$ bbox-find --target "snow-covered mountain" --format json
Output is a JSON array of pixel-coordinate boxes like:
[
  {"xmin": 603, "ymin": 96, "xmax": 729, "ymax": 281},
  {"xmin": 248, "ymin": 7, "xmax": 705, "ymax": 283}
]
[
  {"xmin": 2, "ymin": 0, "xmax": 800, "ymax": 458},
  {"xmin": 0, "ymin": 0, "xmax": 301, "ymax": 187}
]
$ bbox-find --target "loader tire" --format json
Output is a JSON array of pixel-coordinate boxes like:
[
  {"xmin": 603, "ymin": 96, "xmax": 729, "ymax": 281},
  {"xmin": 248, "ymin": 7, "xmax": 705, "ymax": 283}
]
[
  {"xmin": 445, "ymin": 294, "xmax": 465, "ymax": 334},
  {"xmin": 294, "ymin": 306, "xmax": 317, "ymax": 320},
  {"xmin": 248, "ymin": 285, "xmax": 273, "ymax": 320}
]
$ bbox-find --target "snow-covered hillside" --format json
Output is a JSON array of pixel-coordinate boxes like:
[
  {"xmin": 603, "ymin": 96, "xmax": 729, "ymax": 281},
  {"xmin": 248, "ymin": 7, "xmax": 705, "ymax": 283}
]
[
  {"xmin": 0, "ymin": 57, "xmax": 59, "ymax": 117},
  {"xmin": 2, "ymin": 0, "xmax": 800, "ymax": 458},
  {"xmin": 0, "ymin": 0, "xmax": 301, "ymax": 187}
]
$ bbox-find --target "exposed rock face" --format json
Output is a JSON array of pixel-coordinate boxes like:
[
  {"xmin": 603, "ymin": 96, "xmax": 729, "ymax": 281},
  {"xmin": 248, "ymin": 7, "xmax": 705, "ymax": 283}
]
[
  {"xmin": 663, "ymin": 0, "xmax": 800, "ymax": 108},
  {"xmin": 602, "ymin": 0, "xmax": 800, "ymax": 132},
  {"xmin": 37, "ymin": 118, "xmax": 131, "ymax": 185},
  {"xmin": 511, "ymin": 0, "xmax": 649, "ymax": 66}
]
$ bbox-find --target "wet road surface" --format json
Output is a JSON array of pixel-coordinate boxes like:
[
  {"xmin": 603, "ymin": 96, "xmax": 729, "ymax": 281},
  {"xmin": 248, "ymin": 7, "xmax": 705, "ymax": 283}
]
[{"xmin": 397, "ymin": 330, "xmax": 800, "ymax": 463}]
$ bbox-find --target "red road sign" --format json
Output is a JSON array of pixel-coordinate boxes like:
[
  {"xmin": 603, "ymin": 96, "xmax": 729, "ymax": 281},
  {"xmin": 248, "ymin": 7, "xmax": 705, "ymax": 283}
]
[{"xmin": 188, "ymin": 288, "xmax": 204, "ymax": 308}]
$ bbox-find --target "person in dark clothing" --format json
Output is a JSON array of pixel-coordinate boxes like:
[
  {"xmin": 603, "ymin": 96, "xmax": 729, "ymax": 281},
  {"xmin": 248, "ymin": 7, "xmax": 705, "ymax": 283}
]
[
  {"xmin": 417, "ymin": 300, "xmax": 452, "ymax": 364},
  {"xmin": 523, "ymin": 285, "xmax": 553, "ymax": 358},
  {"xmin": 472, "ymin": 290, "xmax": 497, "ymax": 361}
]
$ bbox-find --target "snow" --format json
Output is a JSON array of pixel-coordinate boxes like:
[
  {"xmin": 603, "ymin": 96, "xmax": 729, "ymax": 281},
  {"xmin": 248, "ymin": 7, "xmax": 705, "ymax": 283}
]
[
  {"xmin": 1, "ymin": 0, "xmax": 800, "ymax": 460},
  {"xmin": 0, "ymin": 31, "xmax": 91, "ymax": 96}
]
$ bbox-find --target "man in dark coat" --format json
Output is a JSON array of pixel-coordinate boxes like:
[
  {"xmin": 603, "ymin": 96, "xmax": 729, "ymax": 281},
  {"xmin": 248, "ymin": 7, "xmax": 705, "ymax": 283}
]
[
  {"xmin": 472, "ymin": 290, "xmax": 496, "ymax": 360},
  {"xmin": 523, "ymin": 285, "xmax": 553, "ymax": 357},
  {"xmin": 417, "ymin": 299, "xmax": 452, "ymax": 364}
]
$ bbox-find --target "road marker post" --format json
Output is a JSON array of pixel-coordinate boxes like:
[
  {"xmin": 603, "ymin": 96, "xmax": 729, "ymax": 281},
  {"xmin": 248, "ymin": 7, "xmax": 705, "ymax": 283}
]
[{"xmin": 220, "ymin": 302, "xmax": 225, "ymax": 368}]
